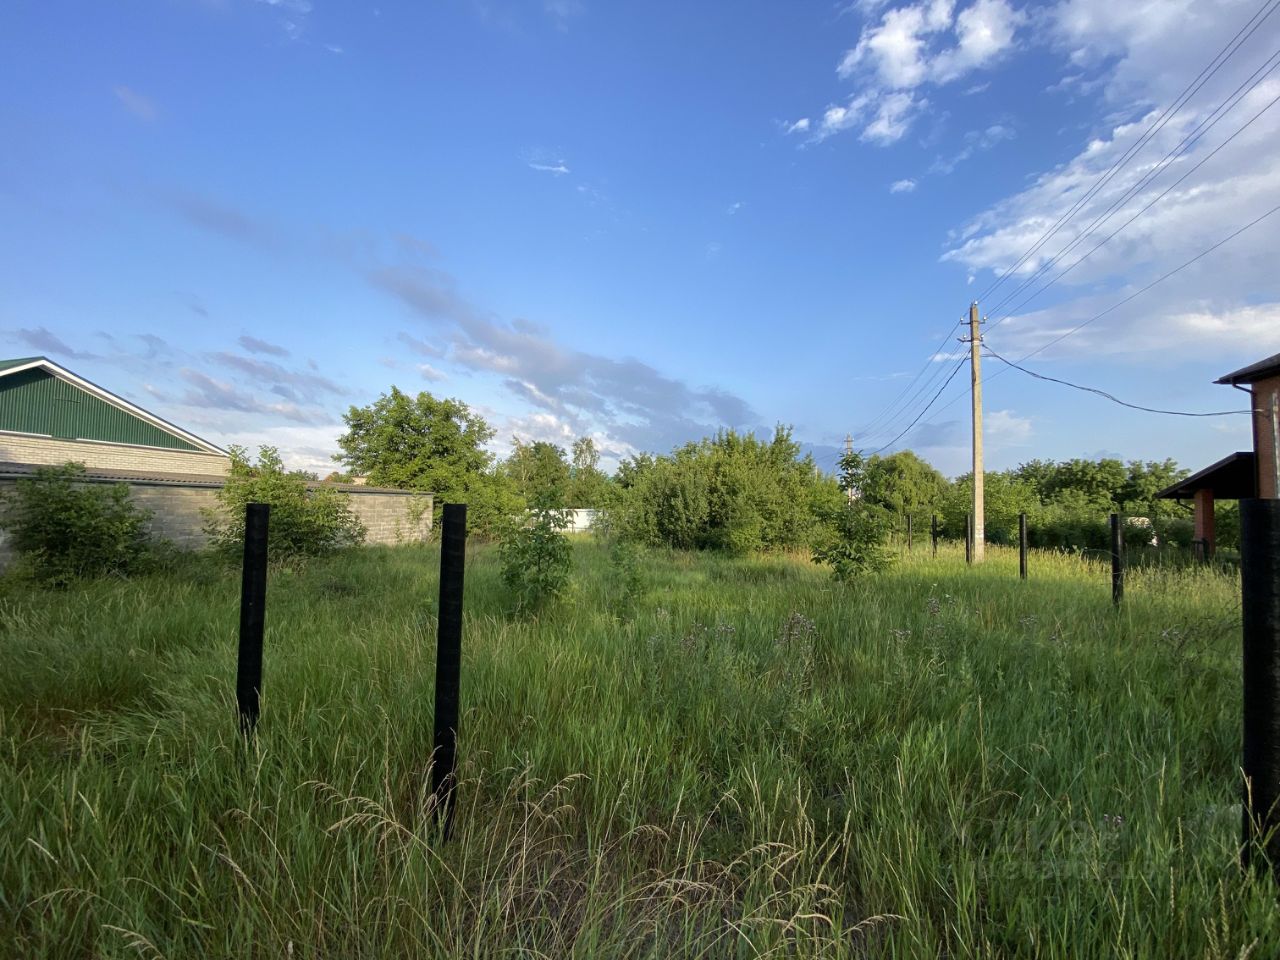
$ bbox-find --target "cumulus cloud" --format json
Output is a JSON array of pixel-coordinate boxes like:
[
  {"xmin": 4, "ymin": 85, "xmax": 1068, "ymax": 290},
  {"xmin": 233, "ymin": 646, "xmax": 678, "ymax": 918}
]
[
  {"xmin": 890, "ymin": 177, "xmax": 918, "ymax": 192},
  {"xmin": 804, "ymin": 0, "xmax": 1023, "ymax": 144},
  {"xmin": 943, "ymin": 0, "xmax": 1280, "ymax": 363}
]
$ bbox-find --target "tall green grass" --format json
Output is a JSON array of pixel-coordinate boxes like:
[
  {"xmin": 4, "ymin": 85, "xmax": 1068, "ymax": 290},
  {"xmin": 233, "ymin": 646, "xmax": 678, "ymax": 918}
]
[{"xmin": 1, "ymin": 541, "xmax": 1271, "ymax": 958}]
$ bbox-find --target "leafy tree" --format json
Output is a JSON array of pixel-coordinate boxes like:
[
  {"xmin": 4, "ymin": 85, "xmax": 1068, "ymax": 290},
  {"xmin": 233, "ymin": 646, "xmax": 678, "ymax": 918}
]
[
  {"xmin": 207, "ymin": 446, "xmax": 365, "ymax": 561},
  {"xmin": 615, "ymin": 426, "xmax": 828, "ymax": 554},
  {"xmin": 0, "ymin": 463, "xmax": 155, "ymax": 586},
  {"xmin": 812, "ymin": 451, "xmax": 894, "ymax": 579},
  {"xmin": 335, "ymin": 387, "xmax": 522, "ymax": 535},
  {"xmin": 862, "ymin": 450, "xmax": 950, "ymax": 521},
  {"xmin": 568, "ymin": 436, "xmax": 611, "ymax": 507},
  {"xmin": 503, "ymin": 439, "xmax": 572, "ymax": 507}
]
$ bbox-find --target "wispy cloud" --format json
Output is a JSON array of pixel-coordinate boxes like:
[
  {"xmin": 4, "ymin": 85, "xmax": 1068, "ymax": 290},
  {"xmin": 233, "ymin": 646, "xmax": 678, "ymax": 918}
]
[
  {"xmin": 890, "ymin": 178, "xmax": 918, "ymax": 193},
  {"xmin": 10, "ymin": 327, "xmax": 99, "ymax": 361},
  {"xmin": 529, "ymin": 160, "xmax": 571, "ymax": 176},
  {"xmin": 238, "ymin": 334, "xmax": 290, "ymax": 358},
  {"xmin": 544, "ymin": 0, "xmax": 583, "ymax": 30},
  {"xmin": 113, "ymin": 85, "xmax": 157, "ymax": 121},
  {"xmin": 165, "ymin": 191, "xmax": 273, "ymax": 245},
  {"xmin": 368, "ymin": 264, "xmax": 759, "ymax": 454},
  {"xmin": 726, "ymin": 201, "xmax": 744, "ymax": 215}
]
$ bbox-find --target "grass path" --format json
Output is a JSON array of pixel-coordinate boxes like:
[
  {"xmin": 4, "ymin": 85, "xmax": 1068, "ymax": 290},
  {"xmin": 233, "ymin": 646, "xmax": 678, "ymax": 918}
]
[{"xmin": 1, "ymin": 541, "xmax": 1271, "ymax": 958}]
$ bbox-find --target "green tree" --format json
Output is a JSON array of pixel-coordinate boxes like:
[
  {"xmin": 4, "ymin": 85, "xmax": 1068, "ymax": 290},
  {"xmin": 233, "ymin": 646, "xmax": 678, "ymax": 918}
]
[
  {"xmin": 335, "ymin": 387, "xmax": 521, "ymax": 535},
  {"xmin": 812, "ymin": 451, "xmax": 894, "ymax": 579},
  {"xmin": 567, "ymin": 436, "xmax": 611, "ymax": 507},
  {"xmin": 614, "ymin": 426, "xmax": 825, "ymax": 554},
  {"xmin": 862, "ymin": 450, "xmax": 950, "ymax": 521},
  {"xmin": 503, "ymin": 439, "xmax": 571, "ymax": 507}
]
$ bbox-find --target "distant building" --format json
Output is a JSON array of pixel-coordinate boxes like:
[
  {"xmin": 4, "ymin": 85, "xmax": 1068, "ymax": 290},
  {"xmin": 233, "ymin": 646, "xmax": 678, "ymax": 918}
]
[
  {"xmin": 0, "ymin": 356, "xmax": 432, "ymax": 564},
  {"xmin": 0, "ymin": 355, "xmax": 231, "ymax": 475}
]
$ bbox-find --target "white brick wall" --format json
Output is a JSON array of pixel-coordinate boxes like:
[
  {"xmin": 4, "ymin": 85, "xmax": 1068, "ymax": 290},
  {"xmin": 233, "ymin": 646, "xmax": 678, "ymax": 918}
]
[{"xmin": 0, "ymin": 433, "xmax": 230, "ymax": 476}]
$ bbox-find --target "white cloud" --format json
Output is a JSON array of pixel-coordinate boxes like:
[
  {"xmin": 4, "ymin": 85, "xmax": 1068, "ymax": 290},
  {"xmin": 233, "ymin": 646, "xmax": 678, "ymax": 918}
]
[
  {"xmin": 891, "ymin": 177, "xmax": 918, "ymax": 193},
  {"xmin": 726, "ymin": 201, "xmax": 744, "ymax": 215},
  {"xmin": 862, "ymin": 91, "xmax": 926, "ymax": 144},
  {"xmin": 113, "ymin": 86, "xmax": 157, "ymax": 121},
  {"xmin": 529, "ymin": 160, "xmax": 571, "ymax": 175},
  {"xmin": 940, "ymin": 0, "xmax": 1280, "ymax": 363},
  {"xmin": 986, "ymin": 408, "xmax": 1033, "ymax": 446},
  {"xmin": 803, "ymin": 0, "xmax": 1023, "ymax": 146},
  {"xmin": 785, "ymin": 117, "xmax": 811, "ymax": 134}
]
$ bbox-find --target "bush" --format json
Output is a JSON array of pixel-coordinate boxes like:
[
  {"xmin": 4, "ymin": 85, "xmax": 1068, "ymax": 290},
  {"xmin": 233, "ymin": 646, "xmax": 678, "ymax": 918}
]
[
  {"xmin": 206, "ymin": 446, "xmax": 365, "ymax": 562},
  {"xmin": 0, "ymin": 463, "xmax": 155, "ymax": 586},
  {"xmin": 499, "ymin": 504, "xmax": 573, "ymax": 615}
]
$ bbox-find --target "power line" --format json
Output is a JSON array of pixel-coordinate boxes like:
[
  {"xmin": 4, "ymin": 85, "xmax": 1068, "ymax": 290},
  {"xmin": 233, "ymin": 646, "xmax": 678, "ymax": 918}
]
[
  {"xmin": 864, "ymin": 356, "xmax": 967, "ymax": 456},
  {"xmin": 853, "ymin": 320, "xmax": 963, "ymax": 441},
  {"xmin": 986, "ymin": 45, "xmax": 1280, "ymax": 326},
  {"xmin": 1013, "ymin": 201, "xmax": 1280, "ymax": 362},
  {"xmin": 972, "ymin": 0, "xmax": 1280, "ymax": 306},
  {"xmin": 983, "ymin": 347, "xmax": 1251, "ymax": 417},
  {"xmin": 926, "ymin": 201, "xmax": 1280, "ymax": 422}
]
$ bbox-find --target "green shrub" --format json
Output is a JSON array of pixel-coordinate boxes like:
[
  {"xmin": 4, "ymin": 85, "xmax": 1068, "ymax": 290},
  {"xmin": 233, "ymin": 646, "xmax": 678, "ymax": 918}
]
[
  {"xmin": 499, "ymin": 504, "xmax": 572, "ymax": 615},
  {"xmin": 0, "ymin": 463, "xmax": 154, "ymax": 586},
  {"xmin": 205, "ymin": 446, "xmax": 365, "ymax": 561}
]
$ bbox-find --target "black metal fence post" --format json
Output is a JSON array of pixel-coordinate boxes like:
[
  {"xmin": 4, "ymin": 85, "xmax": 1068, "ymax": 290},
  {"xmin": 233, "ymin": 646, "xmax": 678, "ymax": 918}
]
[
  {"xmin": 431, "ymin": 503, "xmax": 467, "ymax": 840},
  {"xmin": 1110, "ymin": 513, "xmax": 1124, "ymax": 605},
  {"xmin": 236, "ymin": 503, "xmax": 269, "ymax": 737},
  {"xmin": 906, "ymin": 515, "xmax": 913, "ymax": 554},
  {"xmin": 931, "ymin": 515, "xmax": 938, "ymax": 558},
  {"xmin": 1019, "ymin": 512, "xmax": 1028, "ymax": 581},
  {"xmin": 965, "ymin": 514, "xmax": 971, "ymax": 565},
  {"xmin": 1241, "ymin": 499, "xmax": 1280, "ymax": 879}
]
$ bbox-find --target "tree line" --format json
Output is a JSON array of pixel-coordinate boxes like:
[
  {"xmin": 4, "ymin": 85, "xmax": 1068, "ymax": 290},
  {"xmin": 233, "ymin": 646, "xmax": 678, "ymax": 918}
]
[{"xmin": 325, "ymin": 386, "xmax": 1210, "ymax": 553}]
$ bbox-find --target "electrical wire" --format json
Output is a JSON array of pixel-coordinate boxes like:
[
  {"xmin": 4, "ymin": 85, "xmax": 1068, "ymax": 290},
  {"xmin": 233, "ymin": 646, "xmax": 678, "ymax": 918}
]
[
  {"xmin": 972, "ymin": 0, "xmax": 1280, "ymax": 306},
  {"xmin": 986, "ymin": 47, "xmax": 1280, "ymax": 326},
  {"xmin": 864, "ymin": 356, "xmax": 968, "ymax": 456},
  {"xmin": 983, "ymin": 347, "xmax": 1251, "ymax": 416}
]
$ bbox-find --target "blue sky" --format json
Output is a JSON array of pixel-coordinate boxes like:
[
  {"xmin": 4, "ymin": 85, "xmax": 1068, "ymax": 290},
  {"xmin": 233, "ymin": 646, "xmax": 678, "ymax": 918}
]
[{"xmin": 3, "ymin": 0, "xmax": 1278, "ymax": 476}]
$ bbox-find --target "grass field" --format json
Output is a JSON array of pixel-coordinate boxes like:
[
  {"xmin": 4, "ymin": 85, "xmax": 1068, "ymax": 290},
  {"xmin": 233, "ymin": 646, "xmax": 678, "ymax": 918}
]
[{"xmin": 1, "ymin": 539, "xmax": 1273, "ymax": 958}]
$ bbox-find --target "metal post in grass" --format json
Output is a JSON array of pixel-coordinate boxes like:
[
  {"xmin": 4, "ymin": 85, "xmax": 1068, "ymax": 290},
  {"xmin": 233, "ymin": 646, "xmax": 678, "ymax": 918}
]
[
  {"xmin": 1019, "ymin": 512, "xmax": 1028, "ymax": 581},
  {"xmin": 1110, "ymin": 513, "xmax": 1124, "ymax": 606},
  {"xmin": 236, "ymin": 502, "xmax": 269, "ymax": 737},
  {"xmin": 931, "ymin": 514, "xmax": 938, "ymax": 558},
  {"xmin": 1241, "ymin": 499, "xmax": 1280, "ymax": 879},
  {"xmin": 965, "ymin": 514, "xmax": 971, "ymax": 565},
  {"xmin": 431, "ymin": 502, "xmax": 467, "ymax": 840}
]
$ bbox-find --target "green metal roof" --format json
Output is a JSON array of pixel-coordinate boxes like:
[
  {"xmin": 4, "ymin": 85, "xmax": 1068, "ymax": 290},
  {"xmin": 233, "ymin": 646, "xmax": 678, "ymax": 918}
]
[
  {"xmin": 0, "ymin": 357, "xmax": 225, "ymax": 454},
  {"xmin": 0, "ymin": 357, "xmax": 42, "ymax": 373}
]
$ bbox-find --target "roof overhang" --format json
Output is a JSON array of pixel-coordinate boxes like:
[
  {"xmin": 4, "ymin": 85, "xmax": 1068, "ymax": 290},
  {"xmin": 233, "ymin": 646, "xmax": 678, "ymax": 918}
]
[
  {"xmin": 1156, "ymin": 451, "xmax": 1256, "ymax": 500},
  {"xmin": 0, "ymin": 357, "xmax": 228, "ymax": 456},
  {"xmin": 1215, "ymin": 352, "xmax": 1280, "ymax": 386}
]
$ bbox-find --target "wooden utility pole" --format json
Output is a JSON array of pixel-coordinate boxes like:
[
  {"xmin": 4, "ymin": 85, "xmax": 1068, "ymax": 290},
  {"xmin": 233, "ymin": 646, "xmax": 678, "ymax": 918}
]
[
  {"xmin": 967, "ymin": 301, "xmax": 985, "ymax": 563},
  {"xmin": 845, "ymin": 434, "xmax": 854, "ymax": 504}
]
